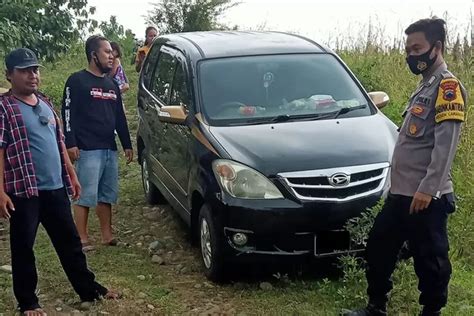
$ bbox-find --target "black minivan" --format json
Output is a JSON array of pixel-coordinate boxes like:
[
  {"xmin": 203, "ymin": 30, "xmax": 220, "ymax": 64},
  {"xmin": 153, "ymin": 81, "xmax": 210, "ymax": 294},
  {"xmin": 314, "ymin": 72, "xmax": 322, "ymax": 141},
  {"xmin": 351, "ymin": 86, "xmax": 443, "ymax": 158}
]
[{"xmin": 137, "ymin": 31, "xmax": 398, "ymax": 281}]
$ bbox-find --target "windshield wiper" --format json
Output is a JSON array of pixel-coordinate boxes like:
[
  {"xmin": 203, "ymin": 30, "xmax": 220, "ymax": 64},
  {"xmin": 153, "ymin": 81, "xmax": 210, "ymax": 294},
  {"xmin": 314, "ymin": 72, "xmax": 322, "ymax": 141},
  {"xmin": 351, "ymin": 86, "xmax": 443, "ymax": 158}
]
[
  {"xmin": 245, "ymin": 113, "xmax": 326, "ymax": 124},
  {"xmin": 243, "ymin": 115, "xmax": 290, "ymax": 124},
  {"xmin": 240, "ymin": 106, "xmax": 368, "ymax": 125},
  {"xmin": 271, "ymin": 114, "xmax": 292, "ymax": 122},
  {"xmin": 330, "ymin": 105, "xmax": 368, "ymax": 119}
]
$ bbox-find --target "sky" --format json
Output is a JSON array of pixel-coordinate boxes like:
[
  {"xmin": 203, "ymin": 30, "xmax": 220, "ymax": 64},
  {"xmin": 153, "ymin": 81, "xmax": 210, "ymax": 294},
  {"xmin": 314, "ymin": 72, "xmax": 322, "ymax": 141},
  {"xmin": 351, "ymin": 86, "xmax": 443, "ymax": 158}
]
[{"xmin": 88, "ymin": 0, "xmax": 473, "ymax": 49}]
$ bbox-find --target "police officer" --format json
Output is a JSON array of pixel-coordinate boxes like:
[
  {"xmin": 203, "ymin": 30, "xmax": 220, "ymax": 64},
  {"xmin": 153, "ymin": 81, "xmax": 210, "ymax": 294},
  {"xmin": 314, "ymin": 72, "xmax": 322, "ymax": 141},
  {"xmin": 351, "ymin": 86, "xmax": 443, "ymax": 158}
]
[{"xmin": 344, "ymin": 17, "xmax": 467, "ymax": 316}]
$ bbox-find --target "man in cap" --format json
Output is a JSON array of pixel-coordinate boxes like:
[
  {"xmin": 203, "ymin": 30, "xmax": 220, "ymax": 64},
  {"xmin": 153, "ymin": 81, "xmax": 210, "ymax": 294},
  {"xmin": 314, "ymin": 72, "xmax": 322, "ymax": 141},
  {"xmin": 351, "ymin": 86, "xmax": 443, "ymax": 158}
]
[
  {"xmin": 343, "ymin": 17, "xmax": 467, "ymax": 316},
  {"xmin": 0, "ymin": 48, "xmax": 118, "ymax": 316}
]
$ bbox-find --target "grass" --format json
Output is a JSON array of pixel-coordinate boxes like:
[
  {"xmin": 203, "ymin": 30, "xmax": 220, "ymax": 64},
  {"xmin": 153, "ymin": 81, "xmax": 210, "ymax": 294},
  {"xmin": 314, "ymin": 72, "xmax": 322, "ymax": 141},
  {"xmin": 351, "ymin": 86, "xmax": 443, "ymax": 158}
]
[{"xmin": 0, "ymin": 44, "xmax": 473, "ymax": 315}]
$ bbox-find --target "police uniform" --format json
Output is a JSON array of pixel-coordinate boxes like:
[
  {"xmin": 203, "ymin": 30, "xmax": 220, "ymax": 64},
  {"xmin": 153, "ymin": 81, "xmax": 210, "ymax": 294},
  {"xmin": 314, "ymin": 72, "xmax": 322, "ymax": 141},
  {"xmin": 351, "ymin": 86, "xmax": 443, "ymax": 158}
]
[{"xmin": 364, "ymin": 62, "xmax": 467, "ymax": 312}]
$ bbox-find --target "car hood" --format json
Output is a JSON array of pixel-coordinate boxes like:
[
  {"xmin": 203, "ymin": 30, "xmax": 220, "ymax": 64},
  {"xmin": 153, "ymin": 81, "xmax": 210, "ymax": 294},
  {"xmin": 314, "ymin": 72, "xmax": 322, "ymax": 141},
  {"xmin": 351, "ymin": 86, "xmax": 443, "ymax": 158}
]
[{"xmin": 208, "ymin": 113, "xmax": 398, "ymax": 176}]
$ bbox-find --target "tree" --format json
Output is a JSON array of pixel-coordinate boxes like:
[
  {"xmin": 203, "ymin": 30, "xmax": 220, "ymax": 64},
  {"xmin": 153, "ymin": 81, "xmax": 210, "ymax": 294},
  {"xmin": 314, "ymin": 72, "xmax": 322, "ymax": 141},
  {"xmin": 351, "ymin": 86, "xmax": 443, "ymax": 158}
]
[
  {"xmin": 0, "ymin": 0, "xmax": 97, "ymax": 61},
  {"xmin": 99, "ymin": 16, "xmax": 126, "ymax": 42},
  {"xmin": 99, "ymin": 16, "xmax": 136, "ymax": 59},
  {"xmin": 147, "ymin": 0, "xmax": 238, "ymax": 34}
]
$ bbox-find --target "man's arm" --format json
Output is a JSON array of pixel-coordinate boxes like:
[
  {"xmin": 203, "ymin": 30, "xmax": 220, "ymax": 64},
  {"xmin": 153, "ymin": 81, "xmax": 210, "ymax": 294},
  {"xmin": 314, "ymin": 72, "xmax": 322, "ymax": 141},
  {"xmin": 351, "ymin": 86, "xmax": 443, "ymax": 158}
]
[
  {"xmin": 411, "ymin": 78, "xmax": 466, "ymax": 213},
  {"xmin": 0, "ymin": 149, "xmax": 15, "ymax": 219},
  {"xmin": 0, "ymin": 112, "xmax": 14, "ymax": 218},
  {"xmin": 417, "ymin": 78, "xmax": 466, "ymax": 196},
  {"xmin": 61, "ymin": 76, "xmax": 80, "ymax": 161},
  {"xmin": 417, "ymin": 121, "xmax": 462, "ymax": 196},
  {"xmin": 60, "ymin": 140, "xmax": 81, "ymax": 200}
]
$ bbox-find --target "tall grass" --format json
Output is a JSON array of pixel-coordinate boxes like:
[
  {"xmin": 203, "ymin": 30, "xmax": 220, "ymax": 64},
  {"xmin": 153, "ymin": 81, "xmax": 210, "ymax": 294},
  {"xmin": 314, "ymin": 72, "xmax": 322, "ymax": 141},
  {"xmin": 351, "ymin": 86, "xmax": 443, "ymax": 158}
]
[{"xmin": 345, "ymin": 50, "xmax": 473, "ymax": 263}]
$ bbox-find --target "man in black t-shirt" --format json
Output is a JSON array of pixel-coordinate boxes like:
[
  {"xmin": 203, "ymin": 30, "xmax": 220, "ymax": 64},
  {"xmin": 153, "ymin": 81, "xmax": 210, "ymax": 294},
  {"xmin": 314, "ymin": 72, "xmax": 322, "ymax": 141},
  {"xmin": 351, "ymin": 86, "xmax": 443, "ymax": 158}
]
[{"xmin": 61, "ymin": 35, "xmax": 133, "ymax": 251}]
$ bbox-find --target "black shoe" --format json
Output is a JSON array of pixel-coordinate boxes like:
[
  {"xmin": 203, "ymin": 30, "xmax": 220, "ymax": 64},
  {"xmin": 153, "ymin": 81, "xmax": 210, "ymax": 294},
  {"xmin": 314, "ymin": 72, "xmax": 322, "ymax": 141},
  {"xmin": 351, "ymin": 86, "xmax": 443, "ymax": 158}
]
[
  {"xmin": 420, "ymin": 308, "xmax": 441, "ymax": 316},
  {"xmin": 341, "ymin": 304, "xmax": 387, "ymax": 316}
]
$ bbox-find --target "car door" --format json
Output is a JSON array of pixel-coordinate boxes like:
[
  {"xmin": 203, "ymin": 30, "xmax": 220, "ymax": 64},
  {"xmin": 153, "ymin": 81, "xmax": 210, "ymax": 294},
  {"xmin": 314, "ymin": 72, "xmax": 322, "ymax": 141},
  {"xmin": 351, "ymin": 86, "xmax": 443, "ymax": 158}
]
[
  {"xmin": 138, "ymin": 42, "xmax": 162, "ymax": 158},
  {"xmin": 143, "ymin": 46, "xmax": 177, "ymax": 187},
  {"xmin": 159, "ymin": 52, "xmax": 192, "ymax": 212}
]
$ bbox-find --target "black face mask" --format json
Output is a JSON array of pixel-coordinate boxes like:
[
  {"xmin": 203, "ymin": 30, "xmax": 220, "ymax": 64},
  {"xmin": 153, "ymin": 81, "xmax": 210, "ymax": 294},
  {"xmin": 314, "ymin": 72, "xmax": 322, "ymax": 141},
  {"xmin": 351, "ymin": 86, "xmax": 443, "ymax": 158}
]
[
  {"xmin": 406, "ymin": 45, "xmax": 437, "ymax": 75},
  {"xmin": 93, "ymin": 52, "xmax": 111, "ymax": 74}
]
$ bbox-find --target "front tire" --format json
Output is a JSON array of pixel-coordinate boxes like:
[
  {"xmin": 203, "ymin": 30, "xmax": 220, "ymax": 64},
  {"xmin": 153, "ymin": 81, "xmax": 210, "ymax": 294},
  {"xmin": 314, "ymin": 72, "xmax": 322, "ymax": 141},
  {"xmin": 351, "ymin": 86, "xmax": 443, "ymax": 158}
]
[{"xmin": 199, "ymin": 204, "xmax": 226, "ymax": 282}]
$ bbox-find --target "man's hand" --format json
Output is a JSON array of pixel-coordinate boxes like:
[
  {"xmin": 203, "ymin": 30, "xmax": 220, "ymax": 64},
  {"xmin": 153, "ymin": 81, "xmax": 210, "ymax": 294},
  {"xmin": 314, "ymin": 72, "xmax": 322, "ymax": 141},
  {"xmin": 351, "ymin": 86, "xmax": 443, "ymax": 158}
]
[
  {"xmin": 67, "ymin": 147, "xmax": 80, "ymax": 162},
  {"xmin": 70, "ymin": 175, "xmax": 81, "ymax": 201},
  {"xmin": 0, "ymin": 191, "xmax": 15, "ymax": 219},
  {"xmin": 125, "ymin": 149, "xmax": 133, "ymax": 164},
  {"xmin": 410, "ymin": 192, "xmax": 432, "ymax": 214}
]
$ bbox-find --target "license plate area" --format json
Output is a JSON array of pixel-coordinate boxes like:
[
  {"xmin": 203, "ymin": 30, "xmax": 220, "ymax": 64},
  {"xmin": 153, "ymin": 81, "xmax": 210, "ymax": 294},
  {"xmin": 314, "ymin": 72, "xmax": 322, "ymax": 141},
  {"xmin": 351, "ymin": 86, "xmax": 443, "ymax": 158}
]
[{"xmin": 314, "ymin": 230, "xmax": 363, "ymax": 257}]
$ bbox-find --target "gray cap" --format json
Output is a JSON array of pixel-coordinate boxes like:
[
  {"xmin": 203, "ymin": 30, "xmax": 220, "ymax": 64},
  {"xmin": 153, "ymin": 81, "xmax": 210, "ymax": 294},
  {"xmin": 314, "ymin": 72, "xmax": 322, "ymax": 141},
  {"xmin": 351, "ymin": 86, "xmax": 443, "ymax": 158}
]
[{"xmin": 5, "ymin": 48, "xmax": 42, "ymax": 71}]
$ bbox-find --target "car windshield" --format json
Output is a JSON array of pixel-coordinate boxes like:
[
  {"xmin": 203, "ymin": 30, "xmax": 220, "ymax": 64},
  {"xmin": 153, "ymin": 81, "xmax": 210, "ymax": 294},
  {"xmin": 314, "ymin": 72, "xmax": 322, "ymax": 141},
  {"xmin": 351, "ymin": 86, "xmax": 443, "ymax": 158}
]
[{"xmin": 198, "ymin": 54, "xmax": 374, "ymax": 126}]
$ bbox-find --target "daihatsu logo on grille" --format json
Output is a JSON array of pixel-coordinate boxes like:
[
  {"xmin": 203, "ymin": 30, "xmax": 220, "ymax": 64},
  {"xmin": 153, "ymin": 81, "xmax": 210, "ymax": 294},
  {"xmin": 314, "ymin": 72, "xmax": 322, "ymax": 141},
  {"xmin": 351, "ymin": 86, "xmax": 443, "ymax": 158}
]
[{"xmin": 329, "ymin": 173, "xmax": 350, "ymax": 187}]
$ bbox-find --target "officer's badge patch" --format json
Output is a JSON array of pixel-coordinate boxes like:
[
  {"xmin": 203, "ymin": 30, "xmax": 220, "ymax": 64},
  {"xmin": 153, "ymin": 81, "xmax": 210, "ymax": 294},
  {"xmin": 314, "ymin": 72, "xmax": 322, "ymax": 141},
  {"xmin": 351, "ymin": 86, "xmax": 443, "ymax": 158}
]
[
  {"xmin": 417, "ymin": 61, "xmax": 427, "ymax": 71},
  {"xmin": 409, "ymin": 124, "xmax": 417, "ymax": 135},
  {"xmin": 411, "ymin": 105, "xmax": 424, "ymax": 115},
  {"xmin": 440, "ymin": 80, "xmax": 458, "ymax": 101},
  {"xmin": 435, "ymin": 78, "xmax": 465, "ymax": 123}
]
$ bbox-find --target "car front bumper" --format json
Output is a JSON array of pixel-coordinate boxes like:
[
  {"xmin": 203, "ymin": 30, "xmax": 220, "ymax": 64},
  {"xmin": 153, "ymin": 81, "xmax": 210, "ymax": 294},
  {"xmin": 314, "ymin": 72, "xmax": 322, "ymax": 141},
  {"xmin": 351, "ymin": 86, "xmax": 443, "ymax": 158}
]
[{"xmin": 211, "ymin": 191, "xmax": 382, "ymax": 257}]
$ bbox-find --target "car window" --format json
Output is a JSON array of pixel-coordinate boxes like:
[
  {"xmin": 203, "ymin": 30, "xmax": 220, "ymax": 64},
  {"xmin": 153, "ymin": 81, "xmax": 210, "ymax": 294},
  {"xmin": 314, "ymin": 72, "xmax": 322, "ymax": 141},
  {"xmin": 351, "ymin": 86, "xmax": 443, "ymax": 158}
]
[
  {"xmin": 150, "ymin": 49, "xmax": 176, "ymax": 104},
  {"xmin": 199, "ymin": 54, "xmax": 374, "ymax": 126},
  {"xmin": 170, "ymin": 60, "xmax": 190, "ymax": 109},
  {"xmin": 142, "ymin": 44, "xmax": 161, "ymax": 88}
]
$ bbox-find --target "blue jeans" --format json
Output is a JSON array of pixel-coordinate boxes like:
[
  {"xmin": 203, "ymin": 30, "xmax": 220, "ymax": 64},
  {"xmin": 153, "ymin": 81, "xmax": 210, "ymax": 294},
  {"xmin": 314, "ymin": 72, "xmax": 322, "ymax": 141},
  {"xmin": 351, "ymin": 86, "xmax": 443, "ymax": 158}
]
[{"xmin": 74, "ymin": 149, "xmax": 118, "ymax": 207}]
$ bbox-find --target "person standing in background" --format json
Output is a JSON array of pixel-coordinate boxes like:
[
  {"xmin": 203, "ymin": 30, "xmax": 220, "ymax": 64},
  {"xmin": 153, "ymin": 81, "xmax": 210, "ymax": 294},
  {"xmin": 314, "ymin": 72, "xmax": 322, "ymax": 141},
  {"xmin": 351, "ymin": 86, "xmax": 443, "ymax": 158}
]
[
  {"xmin": 109, "ymin": 41, "xmax": 129, "ymax": 113},
  {"xmin": 135, "ymin": 26, "xmax": 158, "ymax": 72},
  {"xmin": 109, "ymin": 42, "xmax": 129, "ymax": 94}
]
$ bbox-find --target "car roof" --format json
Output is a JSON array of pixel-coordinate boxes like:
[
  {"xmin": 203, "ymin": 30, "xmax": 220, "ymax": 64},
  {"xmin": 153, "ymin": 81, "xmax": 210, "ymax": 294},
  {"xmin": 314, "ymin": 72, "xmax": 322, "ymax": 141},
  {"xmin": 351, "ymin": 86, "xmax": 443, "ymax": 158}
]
[{"xmin": 160, "ymin": 31, "xmax": 327, "ymax": 59}]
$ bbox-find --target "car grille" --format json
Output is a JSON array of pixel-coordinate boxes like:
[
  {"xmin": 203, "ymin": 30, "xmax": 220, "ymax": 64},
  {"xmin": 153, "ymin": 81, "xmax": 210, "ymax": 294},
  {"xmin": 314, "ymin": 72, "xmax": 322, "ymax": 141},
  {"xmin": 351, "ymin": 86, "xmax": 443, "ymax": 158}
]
[{"xmin": 278, "ymin": 162, "xmax": 389, "ymax": 202}]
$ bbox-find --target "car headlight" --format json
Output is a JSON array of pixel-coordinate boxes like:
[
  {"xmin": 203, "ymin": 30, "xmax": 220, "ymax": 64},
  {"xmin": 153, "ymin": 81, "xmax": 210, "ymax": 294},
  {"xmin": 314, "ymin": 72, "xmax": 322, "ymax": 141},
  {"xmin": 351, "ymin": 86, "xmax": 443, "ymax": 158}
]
[{"xmin": 212, "ymin": 159, "xmax": 283, "ymax": 199}]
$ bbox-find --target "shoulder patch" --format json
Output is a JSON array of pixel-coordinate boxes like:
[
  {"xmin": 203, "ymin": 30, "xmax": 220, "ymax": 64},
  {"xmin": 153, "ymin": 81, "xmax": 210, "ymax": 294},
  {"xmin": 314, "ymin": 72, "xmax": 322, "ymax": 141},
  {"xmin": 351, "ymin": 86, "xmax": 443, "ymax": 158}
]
[{"xmin": 435, "ymin": 78, "xmax": 465, "ymax": 123}]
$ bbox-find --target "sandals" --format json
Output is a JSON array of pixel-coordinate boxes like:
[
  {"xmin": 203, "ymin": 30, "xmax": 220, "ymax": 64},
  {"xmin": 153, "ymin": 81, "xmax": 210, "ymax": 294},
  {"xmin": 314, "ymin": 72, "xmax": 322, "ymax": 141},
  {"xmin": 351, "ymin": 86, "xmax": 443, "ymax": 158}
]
[
  {"xmin": 82, "ymin": 238, "xmax": 118, "ymax": 252},
  {"xmin": 102, "ymin": 238, "xmax": 118, "ymax": 246},
  {"xmin": 81, "ymin": 241, "xmax": 95, "ymax": 252},
  {"xmin": 103, "ymin": 289, "xmax": 121, "ymax": 299},
  {"xmin": 81, "ymin": 289, "xmax": 122, "ymax": 305},
  {"xmin": 23, "ymin": 308, "xmax": 47, "ymax": 316}
]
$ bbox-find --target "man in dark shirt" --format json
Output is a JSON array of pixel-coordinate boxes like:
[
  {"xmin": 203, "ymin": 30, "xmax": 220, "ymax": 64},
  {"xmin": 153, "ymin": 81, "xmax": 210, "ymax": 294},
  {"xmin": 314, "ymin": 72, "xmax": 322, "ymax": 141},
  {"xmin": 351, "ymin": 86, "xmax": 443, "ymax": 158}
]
[
  {"xmin": 1, "ymin": 48, "xmax": 118, "ymax": 316},
  {"xmin": 61, "ymin": 36, "xmax": 133, "ymax": 251}
]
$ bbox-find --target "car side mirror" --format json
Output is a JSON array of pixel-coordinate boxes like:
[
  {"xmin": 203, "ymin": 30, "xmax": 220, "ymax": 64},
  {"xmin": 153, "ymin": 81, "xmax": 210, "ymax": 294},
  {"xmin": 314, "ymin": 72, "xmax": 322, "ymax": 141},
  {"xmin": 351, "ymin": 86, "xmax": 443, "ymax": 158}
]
[
  {"xmin": 158, "ymin": 105, "xmax": 187, "ymax": 125},
  {"xmin": 368, "ymin": 91, "xmax": 390, "ymax": 109}
]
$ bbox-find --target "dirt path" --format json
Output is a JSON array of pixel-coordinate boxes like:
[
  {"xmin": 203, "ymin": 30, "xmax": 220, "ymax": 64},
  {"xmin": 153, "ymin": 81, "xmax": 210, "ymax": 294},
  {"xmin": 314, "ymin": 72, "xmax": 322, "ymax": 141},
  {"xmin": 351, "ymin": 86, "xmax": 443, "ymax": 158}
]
[{"xmin": 0, "ymin": 176, "xmax": 307, "ymax": 315}]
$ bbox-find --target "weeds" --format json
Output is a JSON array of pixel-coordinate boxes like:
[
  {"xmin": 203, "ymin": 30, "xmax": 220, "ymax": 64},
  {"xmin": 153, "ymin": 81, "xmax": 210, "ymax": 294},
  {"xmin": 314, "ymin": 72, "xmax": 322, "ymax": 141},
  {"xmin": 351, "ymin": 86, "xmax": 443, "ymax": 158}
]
[{"xmin": 345, "ymin": 199, "xmax": 383, "ymax": 248}]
